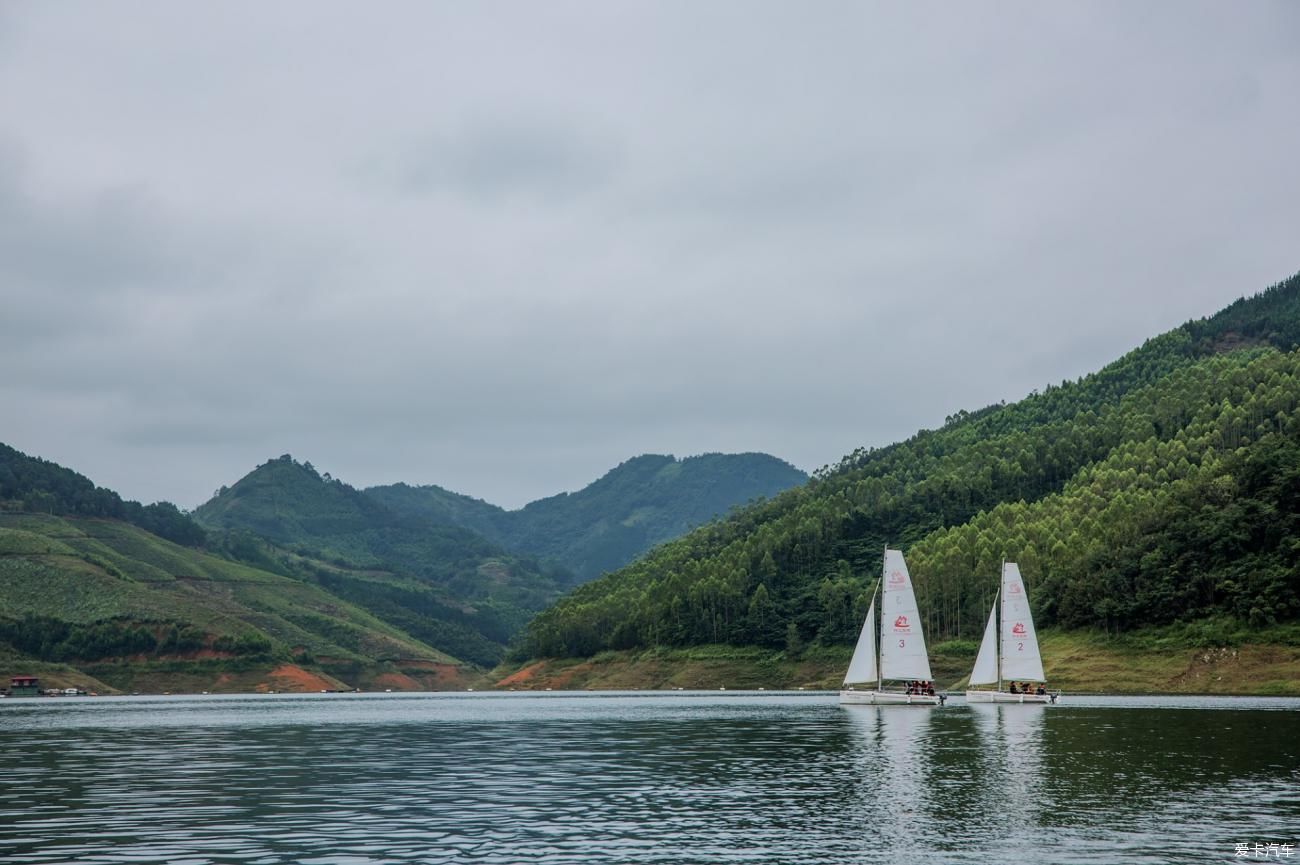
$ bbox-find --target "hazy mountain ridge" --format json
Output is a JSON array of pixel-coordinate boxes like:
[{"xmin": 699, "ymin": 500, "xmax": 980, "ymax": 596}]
[
  {"xmin": 191, "ymin": 451, "xmax": 806, "ymax": 661},
  {"xmin": 193, "ymin": 455, "xmax": 572, "ymax": 666},
  {"xmin": 367, "ymin": 452, "xmax": 809, "ymax": 581},
  {"xmin": 360, "ymin": 482, "xmax": 508, "ymax": 543}
]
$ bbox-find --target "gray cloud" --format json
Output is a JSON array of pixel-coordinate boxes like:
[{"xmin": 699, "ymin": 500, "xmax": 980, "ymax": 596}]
[
  {"xmin": 1, "ymin": 1, "xmax": 1298, "ymax": 510},
  {"xmin": 386, "ymin": 117, "xmax": 620, "ymax": 202}
]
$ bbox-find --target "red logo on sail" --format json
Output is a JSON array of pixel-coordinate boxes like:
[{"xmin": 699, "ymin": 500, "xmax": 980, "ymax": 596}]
[
  {"xmin": 1008, "ymin": 582, "xmax": 1022, "ymax": 594},
  {"xmin": 1011, "ymin": 622, "xmax": 1026, "ymax": 636},
  {"xmin": 894, "ymin": 615, "xmax": 909, "ymax": 630},
  {"xmin": 888, "ymin": 570, "xmax": 905, "ymax": 585}
]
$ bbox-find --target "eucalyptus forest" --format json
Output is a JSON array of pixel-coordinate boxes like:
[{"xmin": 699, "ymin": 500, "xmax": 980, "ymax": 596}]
[{"xmin": 520, "ymin": 274, "xmax": 1300, "ymax": 659}]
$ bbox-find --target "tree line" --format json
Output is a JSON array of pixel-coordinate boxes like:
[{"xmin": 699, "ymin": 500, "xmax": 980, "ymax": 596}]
[
  {"xmin": 0, "ymin": 614, "xmax": 273, "ymax": 662},
  {"xmin": 0, "ymin": 444, "xmax": 206, "ymax": 547}
]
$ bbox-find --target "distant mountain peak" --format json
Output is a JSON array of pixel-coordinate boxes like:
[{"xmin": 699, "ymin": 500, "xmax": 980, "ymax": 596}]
[{"xmin": 369, "ymin": 450, "xmax": 808, "ymax": 582}]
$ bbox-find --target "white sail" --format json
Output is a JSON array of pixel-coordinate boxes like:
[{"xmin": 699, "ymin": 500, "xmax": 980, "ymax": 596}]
[
  {"xmin": 968, "ymin": 597, "xmax": 999, "ymax": 685},
  {"xmin": 999, "ymin": 562, "xmax": 1045, "ymax": 682},
  {"xmin": 843, "ymin": 600, "xmax": 877, "ymax": 685},
  {"xmin": 879, "ymin": 549, "xmax": 933, "ymax": 681}
]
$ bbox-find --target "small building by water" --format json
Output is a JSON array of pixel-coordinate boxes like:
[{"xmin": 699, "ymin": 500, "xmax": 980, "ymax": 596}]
[{"xmin": 8, "ymin": 676, "xmax": 40, "ymax": 697}]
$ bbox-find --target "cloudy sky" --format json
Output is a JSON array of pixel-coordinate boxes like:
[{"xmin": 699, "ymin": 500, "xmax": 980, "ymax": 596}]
[{"xmin": 2, "ymin": 2, "xmax": 1298, "ymax": 510}]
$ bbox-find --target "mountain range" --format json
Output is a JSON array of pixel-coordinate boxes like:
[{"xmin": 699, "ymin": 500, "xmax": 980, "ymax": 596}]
[
  {"xmin": 6, "ymin": 271, "xmax": 1300, "ymax": 695},
  {"xmin": 365, "ymin": 452, "xmax": 808, "ymax": 581},
  {"xmin": 0, "ymin": 447, "xmax": 807, "ymax": 691}
]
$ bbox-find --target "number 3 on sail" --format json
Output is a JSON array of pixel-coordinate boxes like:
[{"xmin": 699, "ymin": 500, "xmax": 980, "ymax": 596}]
[{"xmin": 839, "ymin": 548, "xmax": 944, "ymax": 706}]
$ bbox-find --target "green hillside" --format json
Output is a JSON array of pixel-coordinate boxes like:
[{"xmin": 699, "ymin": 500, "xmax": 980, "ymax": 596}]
[
  {"xmin": 520, "ymin": 273, "xmax": 1300, "ymax": 663},
  {"xmin": 193, "ymin": 452, "xmax": 803, "ymax": 663},
  {"xmin": 193, "ymin": 456, "xmax": 575, "ymax": 666},
  {"xmin": 0, "ymin": 510, "xmax": 464, "ymax": 694},
  {"xmin": 368, "ymin": 452, "xmax": 808, "ymax": 581}
]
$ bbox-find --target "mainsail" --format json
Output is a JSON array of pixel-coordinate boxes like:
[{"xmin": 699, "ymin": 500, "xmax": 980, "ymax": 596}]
[
  {"xmin": 879, "ymin": 548, "xmax": 933, "ymax": 681},
  {"xmin": 999, "ymin": 562, "xmax": 1045, "ymax": 681},
  {"xmin": 969, "ymin": 597, "xmax": 999, "ymax": 685},
  {"xmin": 843, "ymin": 599, "xmax": 877, "ymax": 685}
]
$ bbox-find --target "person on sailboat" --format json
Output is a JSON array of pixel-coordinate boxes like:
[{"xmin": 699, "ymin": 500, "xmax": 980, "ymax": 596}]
[
  {"xmin": 1009, "ymin": 682, "xmax": 1019, "ymax": 694},
  {"xmin": 1036, "ymin": 683, "xmax": 1046, "ymax": 696}
]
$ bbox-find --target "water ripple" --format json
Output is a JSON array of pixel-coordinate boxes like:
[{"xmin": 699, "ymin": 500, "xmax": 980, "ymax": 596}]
[{"xmin": 1, "ymin": 693, "xmax": 1297, "ymax": 863}]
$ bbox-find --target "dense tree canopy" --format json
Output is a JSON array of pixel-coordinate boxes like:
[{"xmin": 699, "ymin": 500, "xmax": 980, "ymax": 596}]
[
  {"xmin": 0, "ymin": 444, "xmax": 206, "ymax": 546},
  {"xmin": 521, "ymin": 273, "xmax": 1300, "ymax": 659}
]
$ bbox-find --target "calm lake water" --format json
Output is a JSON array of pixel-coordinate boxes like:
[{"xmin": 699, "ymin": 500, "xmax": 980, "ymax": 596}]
[{"xmin": 1, "ymin": 692, "xmax": 1297, "ymax": 864}]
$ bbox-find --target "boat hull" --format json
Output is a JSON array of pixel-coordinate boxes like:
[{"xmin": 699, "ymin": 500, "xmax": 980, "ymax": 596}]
[
  {"xmin": 839, "ymin": 689, "xmax": 942, "ymax": 706},
  {"xmin": 965, "ymin": 689, "xmax": 1056, "ymax": 704}
]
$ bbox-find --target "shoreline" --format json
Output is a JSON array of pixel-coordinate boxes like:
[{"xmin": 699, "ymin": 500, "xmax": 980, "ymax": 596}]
[
  {"xmin": 7, "ymin": 630, "xmax": 1299, "ymax": 699},
  {"xmin": 5, "ymin": 688, "xmax": 1300, "ymax": 703},
  {"xmin": 487, "ymin": 636, "xmax": 1300, "ymax": 697}
]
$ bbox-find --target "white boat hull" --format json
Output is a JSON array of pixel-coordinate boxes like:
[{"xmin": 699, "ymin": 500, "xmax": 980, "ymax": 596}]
[
  {"xmin": 965, "ymin": 689, "xmax": 1056, "ymax": 704},
  {"xmin": 839, "ymin": 689, "xmax": 942, "ymax": 706}
]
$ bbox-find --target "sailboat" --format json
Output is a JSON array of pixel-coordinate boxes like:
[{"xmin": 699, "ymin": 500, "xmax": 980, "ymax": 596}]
[
  {"xmin": 965, "ymin": 561, "xmax": 1057, "ymax": 703},
  {"xmin": 840, "ymin": 548, "xmax": 943, "ymax": 705}
]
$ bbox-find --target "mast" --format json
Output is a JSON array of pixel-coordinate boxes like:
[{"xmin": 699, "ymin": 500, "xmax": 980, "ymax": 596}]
[
  {"xmin": 877, "ymin": 545, "xmax": 885, "ymax": 693},
  {"xmin": 997, "ymin": 558, "xmax": 1004, "ymax": 693}
]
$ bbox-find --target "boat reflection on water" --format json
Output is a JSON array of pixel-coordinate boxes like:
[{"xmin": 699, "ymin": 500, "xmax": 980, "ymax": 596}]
[
  {"xmin": 841, "ymin": 704, "xmax": 936, "ymax": 853},
  {"xmin": 840, "ymin": 700, "xmax": 1058, "ymax": 855},
  {"xmin": 969, "ymin": 702, "xmax": 1047, "ymax": 836}
]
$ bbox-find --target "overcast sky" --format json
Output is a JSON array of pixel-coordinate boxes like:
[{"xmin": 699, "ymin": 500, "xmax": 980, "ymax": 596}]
[{"xmin": 2, "ymin": 2, "xmax": 1298, "ymax": 510}]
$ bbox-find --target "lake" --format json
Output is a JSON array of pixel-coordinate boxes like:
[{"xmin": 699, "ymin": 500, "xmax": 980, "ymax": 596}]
[{"xmin": 1, "ymin": 692, "xmax": 1296, "ymax": 864}]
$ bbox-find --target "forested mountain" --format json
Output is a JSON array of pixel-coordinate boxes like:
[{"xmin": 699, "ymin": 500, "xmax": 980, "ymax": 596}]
[
  {"xmin": 368, "ymin": 453, "xmax": 807, "ymax": 581},
  {"xmin": 364, "ymin": 482, "xmax": 504, "ymax": 542},
  {"xmin": 521, "ymin": 273, "xmax": 1300, "ymax": 659},
  {"xmin": 189, "ymin": 451, "xmax": 804, "ymax": 662},
  {"xmin": 193, "ymin": 456, "xmax": 574, "ymax": 665}
]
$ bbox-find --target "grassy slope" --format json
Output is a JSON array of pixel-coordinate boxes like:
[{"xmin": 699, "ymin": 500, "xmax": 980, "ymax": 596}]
[
  {"xmin": 490, "ymin": 627, "xmax": 1300, "ymax": 695},
  {"xmin": 0, "ymin": 512, "xmax": 466, "ymax": 693},
  {"xmin": 0, "ymin": 513, "xmax": 448, "ymax": 658}
]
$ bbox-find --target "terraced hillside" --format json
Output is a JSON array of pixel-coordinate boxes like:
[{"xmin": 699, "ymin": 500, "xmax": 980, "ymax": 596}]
[{"xmin": 0, "ymin": 511, "xmax": 466, "ymax": 693}]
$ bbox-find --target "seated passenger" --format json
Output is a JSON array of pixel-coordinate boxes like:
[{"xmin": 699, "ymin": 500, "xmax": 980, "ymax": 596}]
[
  {"xmin": 1009, "ymin": 682, "xmax": 1019, "ymax": 694},
  {"xmin": 1036, "ymin": 683, "xmax": 1046, "ymax": 696}
]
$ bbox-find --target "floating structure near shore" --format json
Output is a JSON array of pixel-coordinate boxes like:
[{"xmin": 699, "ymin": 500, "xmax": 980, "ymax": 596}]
[
  {"xmin": 7, "ymin": 676, "xmax": 41, "ymax": 697},
  {"xmin": 3, "ymin": 677, "xmax": 90, "ymax": 697}
]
